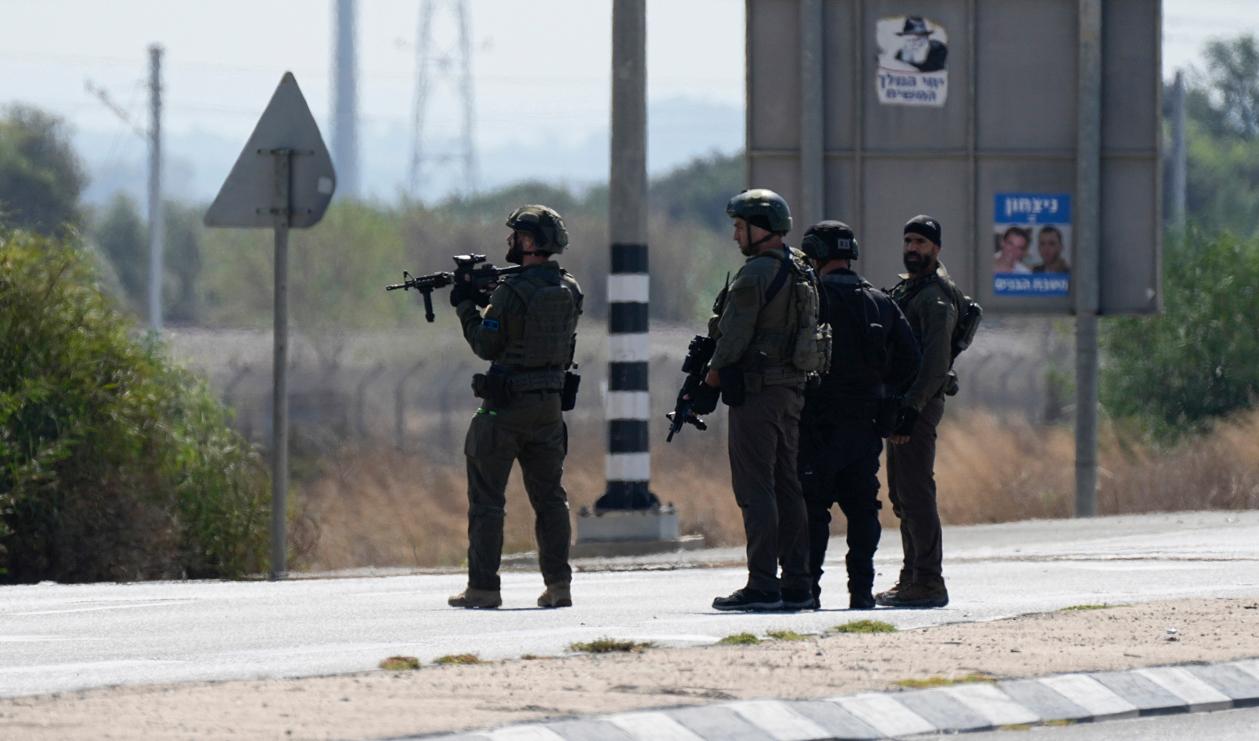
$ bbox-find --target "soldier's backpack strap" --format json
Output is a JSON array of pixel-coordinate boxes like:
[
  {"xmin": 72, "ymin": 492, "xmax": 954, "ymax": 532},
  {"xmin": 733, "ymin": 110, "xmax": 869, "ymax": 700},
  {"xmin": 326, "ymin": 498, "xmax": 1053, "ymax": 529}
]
[{"xmin": 763, "ymin": 247, "xmax": 792, "ymax": 306}]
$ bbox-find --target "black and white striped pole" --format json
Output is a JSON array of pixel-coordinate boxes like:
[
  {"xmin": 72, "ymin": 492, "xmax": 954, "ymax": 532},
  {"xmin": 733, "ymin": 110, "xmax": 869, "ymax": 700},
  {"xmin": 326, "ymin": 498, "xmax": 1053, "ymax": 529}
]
[{"xmin": 576, "ymin": 0, "xmax": 678, "ymax": 548}]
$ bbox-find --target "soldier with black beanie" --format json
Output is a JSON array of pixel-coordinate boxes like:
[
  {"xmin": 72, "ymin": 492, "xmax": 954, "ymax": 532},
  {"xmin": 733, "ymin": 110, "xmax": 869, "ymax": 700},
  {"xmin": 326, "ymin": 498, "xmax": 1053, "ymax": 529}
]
[{"xmin": 879, "ymin": 215, "xmax": 963, "ymax": 609}]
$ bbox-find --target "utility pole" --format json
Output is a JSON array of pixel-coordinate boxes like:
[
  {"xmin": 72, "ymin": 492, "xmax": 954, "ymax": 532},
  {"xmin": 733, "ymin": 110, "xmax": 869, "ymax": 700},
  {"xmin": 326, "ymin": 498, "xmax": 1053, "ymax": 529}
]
[
  {"xmin": 1170, "ymin": 69, "xmax": 1187, "ymax": 228},
  {"xmin": 1074, "ymin": 0, "xmax": 1102, "ymax": 518},
  {"xmin": 147, "ymin": 44, "xmax": 165, "ymax": 334},
  {"xmin": 332, "ymin": 0, "xmax": 360, "ymax": 199}
]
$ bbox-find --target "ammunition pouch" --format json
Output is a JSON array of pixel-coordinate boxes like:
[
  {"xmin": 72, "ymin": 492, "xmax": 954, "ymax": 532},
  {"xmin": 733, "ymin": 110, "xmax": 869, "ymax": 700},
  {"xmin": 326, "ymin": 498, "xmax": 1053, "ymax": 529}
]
[
  {"xmin": 471, "ymin": 372, "xmax": 513, "ymax": 408},
  {"xmin": 561, "ymin": 371, "xmax": 581, "ymax": 411}
]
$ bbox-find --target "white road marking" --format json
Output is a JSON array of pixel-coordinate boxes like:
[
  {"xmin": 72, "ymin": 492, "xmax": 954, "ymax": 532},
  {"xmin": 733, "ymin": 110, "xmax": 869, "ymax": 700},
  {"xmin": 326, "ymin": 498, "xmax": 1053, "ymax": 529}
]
[
  {"xmin": 486, "ymin": 725, "xmax": 566, "ymax": 741},
  {"xmin": 13, "ymin": 600, "xmax": 195, "ymax": 616},
  {"xmin": 1135, "ymin": 666, "xmax": 1233, "ymax": 711},
  {"xmin": 832, "ymin": 692, "xmax": 937, "ymax": 736},
  {"xmin": 726, "ymin": 700, "xmax": 831, "ymax": 740},
  {"xmin": 943, "ymin": 683, "xmax": 1041, "ymax": 725},
  {"xmin": 606, "ymin": 711, "xmax": 706, "ymax": 740},
  {"xmin": 1040, "ymin": 674, "xmax": 1139, "ymax": 719}
]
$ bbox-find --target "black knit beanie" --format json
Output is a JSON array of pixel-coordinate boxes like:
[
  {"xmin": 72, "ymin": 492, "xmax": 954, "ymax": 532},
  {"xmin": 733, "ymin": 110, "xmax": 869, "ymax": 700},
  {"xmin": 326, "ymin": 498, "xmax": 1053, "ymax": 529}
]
[{"xmin": 904, "ymin": 214, "xmax": 942, "ymax": 246}]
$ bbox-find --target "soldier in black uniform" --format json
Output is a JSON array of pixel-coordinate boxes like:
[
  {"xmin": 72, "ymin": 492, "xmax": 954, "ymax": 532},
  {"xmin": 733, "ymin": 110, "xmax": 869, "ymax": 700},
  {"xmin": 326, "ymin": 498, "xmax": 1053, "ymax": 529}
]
[
  {"xmin": 447, "ymin": 205, "xmax": 583, "ymax": 610},
  {"xmin": 798, "ymin": 221, "xmax": 920, "ymax": 610}
]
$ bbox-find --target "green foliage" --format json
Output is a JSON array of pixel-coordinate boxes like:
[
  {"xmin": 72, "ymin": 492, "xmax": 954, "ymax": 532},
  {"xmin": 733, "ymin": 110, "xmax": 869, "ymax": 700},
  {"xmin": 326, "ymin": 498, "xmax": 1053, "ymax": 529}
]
[
  {"xmin": 765, "ymin": 629, "xmax": 808, "ymax": 641},
  {"xmin": 94, "ymin": 193, "xmax": 147, "ymax": 312},
  {"xmin": 1190, "ymin": 35, "xmax": 1259, "ymax": 140},
  {"xmin": 1060, "ymin": 604, "xmax": 1110, "ymax": 612},
  {"xmin": 1178, "ymin": 35, "xmax": 1259, "ymax": 236},
  {"xmin": 830, "ymin": 619, "xmax": 897, "ymax": 634},
  {"xmin": 0, "ymin": 230, "xmax": 269, "ymax": 582},
  {"xmin": 650, "ymin": 152, "xmax": 744, "ymax": 232},
  {"xmin": 164, "ymin": 201, "xmax": 205, "ymax": 324},
  {"xmin": 0, "ymin": 105, "xmax": 86, "ymax": 237},
  {"xmin": 1102, "ymin": 230, "xmax": 1259, "ymax": 439},
  {"xmin": 718, "ymin": 632, "xmax": 761, "ymax": 645}
]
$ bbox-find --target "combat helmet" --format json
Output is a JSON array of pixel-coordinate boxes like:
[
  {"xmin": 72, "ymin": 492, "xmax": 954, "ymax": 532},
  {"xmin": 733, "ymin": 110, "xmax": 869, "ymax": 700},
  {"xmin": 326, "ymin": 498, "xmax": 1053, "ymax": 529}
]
[
  {"xmin": 506, "ymin": 205, "xmax": 569, "ymax": 253},
  {"xmin": 726, "ymin": 188, "xmax": 792, "ymax": 234},
  {"xmin": 802, "ymin": 220, "xmax": 860, "ymax": 262}
]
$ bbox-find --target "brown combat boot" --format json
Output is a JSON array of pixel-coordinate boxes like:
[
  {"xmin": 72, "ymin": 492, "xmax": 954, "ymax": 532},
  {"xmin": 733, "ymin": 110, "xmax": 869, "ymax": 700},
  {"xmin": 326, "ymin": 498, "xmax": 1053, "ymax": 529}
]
[
  {"xmin": 877, "ymin": 581, "xmax": 948, "ymax": 609},
  {"xmin": 874, "ymin": 581, "xmax": 908, "ymax": 607},
  {"xmin": 537, "ymin": 582, "xmax": 572, "ymax": 608},
  {"xmin": 448, "ymin": 587, "xmax": 502, "ymax": 609}
]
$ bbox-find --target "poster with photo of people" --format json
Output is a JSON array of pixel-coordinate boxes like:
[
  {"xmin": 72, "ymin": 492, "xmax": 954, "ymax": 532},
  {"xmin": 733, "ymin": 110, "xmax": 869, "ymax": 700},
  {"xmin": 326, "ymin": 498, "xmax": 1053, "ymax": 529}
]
[
  {"xmin": 876, "ymin": 15, "xmax": 949, "ymax": 106},
  {"xmin": 992, "ymin": 193, "xmax": 1071, "ymax": 297}
]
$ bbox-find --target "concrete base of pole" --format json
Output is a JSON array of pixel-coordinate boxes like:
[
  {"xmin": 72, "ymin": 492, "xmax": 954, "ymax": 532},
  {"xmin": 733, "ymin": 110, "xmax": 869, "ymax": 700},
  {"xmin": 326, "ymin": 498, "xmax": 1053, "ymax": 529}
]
[{"xmin": 571, "ymin": 505, "xmax": 704, "ymax": 557}]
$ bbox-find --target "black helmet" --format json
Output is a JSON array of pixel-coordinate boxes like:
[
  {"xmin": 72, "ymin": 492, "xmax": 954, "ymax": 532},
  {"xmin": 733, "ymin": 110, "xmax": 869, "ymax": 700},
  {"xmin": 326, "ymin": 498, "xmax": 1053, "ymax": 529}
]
[
  {"xmin": 505, "ymin": 204, "xmax": 569, "ymax": 253},
  {"xmin": 726, "ymin": 188, "xmax": 792, "ymax": 234},
  {"xmin": 802, "ymin": 220, "xmax": 859, "ymax": 261}
]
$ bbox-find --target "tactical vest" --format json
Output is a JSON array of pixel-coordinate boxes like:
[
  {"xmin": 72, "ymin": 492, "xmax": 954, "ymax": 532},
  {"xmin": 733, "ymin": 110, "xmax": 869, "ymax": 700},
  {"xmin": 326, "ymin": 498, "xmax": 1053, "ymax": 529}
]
[
  {"xmin": 766, "ymin": 248, "xmax": 830, "ymax": 375},
  {"xmin": 498, "ymin": 269, "xmax": 580, "ymax": 390}
]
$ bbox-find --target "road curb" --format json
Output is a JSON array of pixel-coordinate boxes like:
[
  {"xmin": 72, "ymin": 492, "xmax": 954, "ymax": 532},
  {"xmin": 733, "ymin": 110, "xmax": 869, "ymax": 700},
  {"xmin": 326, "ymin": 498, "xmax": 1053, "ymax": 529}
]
[{"xmin": 423, "ymin": 658, "xmax": 1259, "ymax": 740}]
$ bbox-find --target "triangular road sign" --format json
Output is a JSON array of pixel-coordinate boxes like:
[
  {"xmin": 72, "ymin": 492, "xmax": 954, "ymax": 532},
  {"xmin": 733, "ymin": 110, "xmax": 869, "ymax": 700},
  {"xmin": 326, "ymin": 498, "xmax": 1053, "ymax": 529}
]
[{"xmin": 204, "ymin": 72, "xmax": 336, "ymax": 229}]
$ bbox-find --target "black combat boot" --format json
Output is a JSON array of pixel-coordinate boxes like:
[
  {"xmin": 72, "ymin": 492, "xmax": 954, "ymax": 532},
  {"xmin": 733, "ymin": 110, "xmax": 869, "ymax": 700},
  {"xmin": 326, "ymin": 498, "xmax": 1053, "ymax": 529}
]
[{"xmin": 712, "ymin": 588, "xmax": 783, "ymax": 612}]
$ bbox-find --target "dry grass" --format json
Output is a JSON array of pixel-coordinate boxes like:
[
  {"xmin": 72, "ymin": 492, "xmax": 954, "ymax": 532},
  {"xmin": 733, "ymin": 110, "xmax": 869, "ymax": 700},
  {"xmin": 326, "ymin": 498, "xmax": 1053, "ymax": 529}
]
[
  {"xmin": 433, "ymin": 654, "xmax": 482, "ymax": 666},
  {"xmin": 296, "ymin": 406, "xmax": 1259, "ymax": 572},
  {"xmin": 894, "ymin": 672, "xmax": 997, "ymax": 689},
  {"xmin": 568, "ymin": 638, "xmax": 654, "ymax": 654},
  {"xmin": 378, "ymin": 656, "xmax": 420, "ymax": 671}
]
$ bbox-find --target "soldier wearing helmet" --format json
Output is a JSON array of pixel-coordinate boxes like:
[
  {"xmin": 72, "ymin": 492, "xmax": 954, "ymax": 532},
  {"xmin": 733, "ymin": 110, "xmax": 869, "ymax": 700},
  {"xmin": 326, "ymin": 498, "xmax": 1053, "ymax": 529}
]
[
  {"xmin": 797, "ymin": 220, "xmax": 920, "ymax": 610},
  {"xmin": 447, "ymin": 204, "xmax": 583, "ymax": 610},
  {"xmin": 694, "ymin": 188, "xmax": 818, "ymax": 612}
]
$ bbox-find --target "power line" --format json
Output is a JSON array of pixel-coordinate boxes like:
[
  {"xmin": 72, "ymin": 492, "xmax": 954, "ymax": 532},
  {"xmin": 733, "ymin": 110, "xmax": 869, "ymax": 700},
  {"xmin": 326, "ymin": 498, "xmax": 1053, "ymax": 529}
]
[{"xmin": 408, "ymin": 0, "xmax": 478, "ymax": 199}]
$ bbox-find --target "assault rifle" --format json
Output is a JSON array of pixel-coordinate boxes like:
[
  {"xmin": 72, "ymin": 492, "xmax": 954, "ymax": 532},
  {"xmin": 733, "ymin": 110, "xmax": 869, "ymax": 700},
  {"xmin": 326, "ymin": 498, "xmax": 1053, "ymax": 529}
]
[
  {"xmin": 665, "ymin": 334, "xmax": 716, "ymax": 442},
  {"xmin": 386, "ymin": 254, "xmax": 521, "ymax": 322}
]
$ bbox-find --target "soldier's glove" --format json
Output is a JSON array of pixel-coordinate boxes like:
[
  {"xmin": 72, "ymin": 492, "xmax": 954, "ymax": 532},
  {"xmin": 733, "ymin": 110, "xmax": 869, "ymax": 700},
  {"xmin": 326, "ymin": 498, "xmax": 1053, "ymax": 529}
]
[
  {"xmin": 893, "ymin": 406, "xmax": 919, "ymax": 437},
  {"xmin": 688, "ymin": 382, "xmax": 720, "ymax": 415},
  {"xmin": 450, "ymin": 280, "xmax": 475, "ymax": 307}
]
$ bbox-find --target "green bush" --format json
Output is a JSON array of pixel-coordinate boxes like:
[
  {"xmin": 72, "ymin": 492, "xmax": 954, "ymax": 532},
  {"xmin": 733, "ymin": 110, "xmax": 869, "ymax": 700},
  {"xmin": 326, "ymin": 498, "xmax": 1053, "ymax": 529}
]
[
  {"xmin": 1103, "ymin": 229, "xmax": 1259, "ymax": 439},
  {"xmin": 0, "ymin": 230, "xmax": 269, "ymax": 582}
]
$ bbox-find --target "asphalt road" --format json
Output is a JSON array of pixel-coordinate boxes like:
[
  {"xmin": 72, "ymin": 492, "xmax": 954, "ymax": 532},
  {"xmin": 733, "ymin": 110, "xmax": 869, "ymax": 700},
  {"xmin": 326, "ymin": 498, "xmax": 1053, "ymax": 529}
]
[{"xmin": 2, "ymin": 510, "xmax": 1257, "ymax": 699}]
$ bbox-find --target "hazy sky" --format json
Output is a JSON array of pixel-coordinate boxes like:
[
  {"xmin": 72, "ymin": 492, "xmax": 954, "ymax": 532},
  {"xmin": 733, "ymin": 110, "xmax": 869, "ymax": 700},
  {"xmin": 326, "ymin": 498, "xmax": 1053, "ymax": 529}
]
[{"xmin": 2, "ymin": 0, "xmax": 1257, "ymax": 199}]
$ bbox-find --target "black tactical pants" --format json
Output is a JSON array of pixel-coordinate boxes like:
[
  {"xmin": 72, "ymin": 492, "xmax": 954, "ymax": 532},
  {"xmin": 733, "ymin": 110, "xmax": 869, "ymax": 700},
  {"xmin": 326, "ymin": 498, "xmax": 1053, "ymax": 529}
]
[
  {"xmin": 727, "ymin": 383, "xmax": 811, "ymax": 594},
  {"xmin": 464, "ymin": 393, "xmax": 571, "ymax": 591},
  {"xmin": 886, "ymin": 396, "xmax": 946, "ymax": 587},
  {"xmin": 799, "ymin": 417, "xmax": 883, "ymax": 602}
]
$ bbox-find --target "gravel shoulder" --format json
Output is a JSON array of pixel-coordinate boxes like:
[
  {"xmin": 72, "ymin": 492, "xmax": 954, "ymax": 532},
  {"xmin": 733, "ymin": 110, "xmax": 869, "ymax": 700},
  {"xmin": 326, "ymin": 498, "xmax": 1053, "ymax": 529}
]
[{"xmin": 3, "ymin": 597, "xmax": 1258, "ymax": 740}]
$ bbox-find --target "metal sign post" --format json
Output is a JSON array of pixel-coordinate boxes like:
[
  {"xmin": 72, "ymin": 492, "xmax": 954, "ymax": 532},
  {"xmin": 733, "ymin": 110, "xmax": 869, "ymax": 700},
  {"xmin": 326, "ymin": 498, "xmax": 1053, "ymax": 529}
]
[{"xmin": 205, "ymin": 74, "xmax": 336, "ymax": 579}]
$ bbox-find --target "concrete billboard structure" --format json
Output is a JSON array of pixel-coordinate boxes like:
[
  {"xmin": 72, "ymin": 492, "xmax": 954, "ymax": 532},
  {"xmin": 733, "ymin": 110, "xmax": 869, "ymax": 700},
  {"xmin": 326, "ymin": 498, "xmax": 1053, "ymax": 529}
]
[{"xmin": 746, "ymin": 0, "xmax": 1161, "ymax": 315}]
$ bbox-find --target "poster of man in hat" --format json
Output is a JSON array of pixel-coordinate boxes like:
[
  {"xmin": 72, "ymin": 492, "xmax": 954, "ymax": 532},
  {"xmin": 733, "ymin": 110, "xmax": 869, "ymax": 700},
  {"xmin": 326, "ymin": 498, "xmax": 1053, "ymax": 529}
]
[{"xmin": 876, "ymin": 15, "xmax": 949, "ymax": 106}]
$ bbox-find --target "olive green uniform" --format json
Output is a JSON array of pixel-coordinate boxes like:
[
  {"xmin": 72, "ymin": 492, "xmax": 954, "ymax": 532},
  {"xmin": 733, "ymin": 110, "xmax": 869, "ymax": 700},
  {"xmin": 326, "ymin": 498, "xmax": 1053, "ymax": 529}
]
[
  {"xmin": 455, "ymin": 260, "xmax": 582, "ymax": 592},
  {"xmin": 708, "ymin": 247, "xmax": 812, "ymax": 595},
  {"xmin": 886, "ymin": 264, "xmax": 960, "ymax": 589}
]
